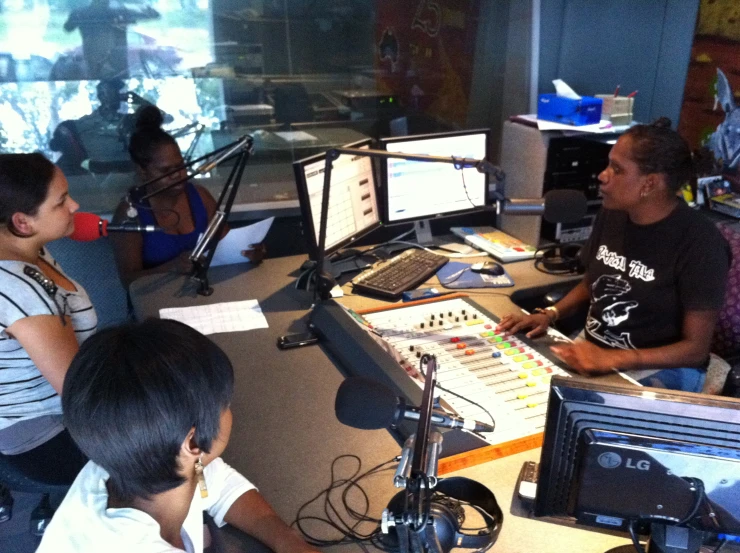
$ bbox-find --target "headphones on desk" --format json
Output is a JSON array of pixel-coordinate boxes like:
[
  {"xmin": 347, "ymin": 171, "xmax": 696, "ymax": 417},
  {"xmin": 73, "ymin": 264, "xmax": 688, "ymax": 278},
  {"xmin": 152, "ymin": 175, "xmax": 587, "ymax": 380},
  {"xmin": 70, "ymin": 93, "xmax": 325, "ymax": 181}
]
[
  {"xmin": 535, "ymin": 243, "xmax": 584, "ymax": 275},
  {"xmin": 382, "ymin": 476, "xmax": 503, "ymax": 552}
]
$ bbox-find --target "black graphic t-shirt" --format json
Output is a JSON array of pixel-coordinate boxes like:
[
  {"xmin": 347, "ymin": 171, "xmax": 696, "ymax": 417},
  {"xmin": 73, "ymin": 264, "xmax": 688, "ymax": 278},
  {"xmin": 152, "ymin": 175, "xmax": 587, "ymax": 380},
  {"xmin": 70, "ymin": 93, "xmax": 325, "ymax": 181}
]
[{"xmin": 580, "ymin": 203, "xmax": 730, "ymax": 373}]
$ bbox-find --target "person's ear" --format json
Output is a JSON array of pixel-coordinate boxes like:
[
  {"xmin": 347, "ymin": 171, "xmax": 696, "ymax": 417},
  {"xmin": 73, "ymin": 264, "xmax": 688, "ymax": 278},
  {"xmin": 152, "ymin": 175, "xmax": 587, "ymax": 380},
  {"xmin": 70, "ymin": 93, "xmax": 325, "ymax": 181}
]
[
  {"xmin": 180, "ymin": 427, "xmax": 202, "ymax": 463},
  {"xmin": 9, "ymin": 212, "xmax": 36, "ymax": 237},
  {"xmin": 640, "ymin": 173, "xmax": 663, "ymax": 198}
]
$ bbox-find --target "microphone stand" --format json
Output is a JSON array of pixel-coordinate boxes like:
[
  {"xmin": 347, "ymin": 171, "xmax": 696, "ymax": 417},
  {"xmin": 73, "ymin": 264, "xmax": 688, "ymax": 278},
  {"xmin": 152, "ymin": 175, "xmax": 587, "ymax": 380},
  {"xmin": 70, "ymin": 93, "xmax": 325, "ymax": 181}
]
[
  {"xmin": 129, "ymin": 134, "xmax": 254, "ymax": 296},
  {"xmin": 383, "ymin": 354, "xmax": 447, "ymax": 553},
  {"xmin": 313, "ymin": 147, "xmax": 506, "ymax": 303}
]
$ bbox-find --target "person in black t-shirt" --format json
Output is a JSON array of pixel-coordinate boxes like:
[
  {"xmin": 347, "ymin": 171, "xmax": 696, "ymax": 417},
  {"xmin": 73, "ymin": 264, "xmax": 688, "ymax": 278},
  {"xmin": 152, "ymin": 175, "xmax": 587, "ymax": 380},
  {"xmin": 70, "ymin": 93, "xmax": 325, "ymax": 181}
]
[{"xmin": 497, "ymin": 119, "xmax": 731, "ymax": 392}]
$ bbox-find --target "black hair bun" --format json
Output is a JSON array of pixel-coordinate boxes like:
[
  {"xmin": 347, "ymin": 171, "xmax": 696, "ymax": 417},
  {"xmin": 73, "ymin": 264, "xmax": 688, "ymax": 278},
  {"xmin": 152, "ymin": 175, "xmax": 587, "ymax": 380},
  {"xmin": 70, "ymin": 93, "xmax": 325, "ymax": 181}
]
[
  {"xmin": 650, "ymin": 117, "xmax": 672, "ymax": 129},
  {"xmin": 134, "ymin": 105, "xmax": 164, "ymax": 132}
]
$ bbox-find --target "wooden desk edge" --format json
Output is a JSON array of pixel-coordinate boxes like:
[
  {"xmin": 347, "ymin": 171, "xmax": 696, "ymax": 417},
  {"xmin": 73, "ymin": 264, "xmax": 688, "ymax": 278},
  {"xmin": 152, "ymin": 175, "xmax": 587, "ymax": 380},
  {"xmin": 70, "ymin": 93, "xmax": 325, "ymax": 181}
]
[{"xmin": 438, "ymin": 433, "xmax": 543, "ymax": 474}]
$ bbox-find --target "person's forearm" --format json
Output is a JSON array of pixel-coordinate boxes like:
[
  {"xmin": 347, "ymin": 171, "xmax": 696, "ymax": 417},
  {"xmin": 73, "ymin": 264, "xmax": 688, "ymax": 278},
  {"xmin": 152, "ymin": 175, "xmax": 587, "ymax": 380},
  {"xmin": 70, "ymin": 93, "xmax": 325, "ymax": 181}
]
[
  {"xmin": 224, "ymin": 490, "xmax": 317, "ymax": 553},
  {"xmin": 611, "ymin": 340, "xmax": 710, "ymax": 371},
  {"xmin": 551, "ymin": 279, "xmax": 590, "ymax": 320},
  {"xmin": 120, "ymin": 256, "xmax": 189, "ymax": 288}
]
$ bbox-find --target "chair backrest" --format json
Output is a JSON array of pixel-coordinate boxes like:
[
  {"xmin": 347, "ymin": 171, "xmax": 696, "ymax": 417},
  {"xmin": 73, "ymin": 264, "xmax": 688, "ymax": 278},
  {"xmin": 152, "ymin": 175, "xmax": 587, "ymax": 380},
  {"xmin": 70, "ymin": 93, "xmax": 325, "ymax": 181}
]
[
  {"xmin": 713, "ymin": 220, "xmax": 740, "ymax": 360},
  {"xmin": 0, "ymin": 455, "xmax": 70, "ymax": 495},
  {"xmin": 273, "ymin": 84, "xmax": 313, "ymax": 125}
]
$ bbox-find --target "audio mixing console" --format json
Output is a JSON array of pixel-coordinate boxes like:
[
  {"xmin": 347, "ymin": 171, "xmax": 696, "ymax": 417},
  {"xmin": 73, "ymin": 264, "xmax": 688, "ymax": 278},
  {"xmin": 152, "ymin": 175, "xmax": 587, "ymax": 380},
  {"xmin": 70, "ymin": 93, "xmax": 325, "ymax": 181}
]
[{"xmin": 311, "ymin": 294, "xmax": 573, "ymax": 470}]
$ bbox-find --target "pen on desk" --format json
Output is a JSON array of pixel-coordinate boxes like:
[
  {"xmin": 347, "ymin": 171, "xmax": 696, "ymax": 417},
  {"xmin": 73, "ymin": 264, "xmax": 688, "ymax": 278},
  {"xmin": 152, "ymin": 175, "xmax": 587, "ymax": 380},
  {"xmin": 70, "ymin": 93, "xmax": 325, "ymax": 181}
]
[
  {"xmin": 613, "ymin": 85, "xmax": 620, "ymax": 97},
  {"xmin": 627, "ymin": 90, "xmax": 638, "ymax": 98}
]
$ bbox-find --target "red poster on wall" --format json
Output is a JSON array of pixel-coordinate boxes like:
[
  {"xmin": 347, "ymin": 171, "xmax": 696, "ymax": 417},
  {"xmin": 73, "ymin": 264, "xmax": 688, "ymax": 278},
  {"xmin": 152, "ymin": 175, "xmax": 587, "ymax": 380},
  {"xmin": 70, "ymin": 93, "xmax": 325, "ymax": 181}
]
[{"xmin": 375, "ymin": 0, "xmax": 482, "ymax": 127}]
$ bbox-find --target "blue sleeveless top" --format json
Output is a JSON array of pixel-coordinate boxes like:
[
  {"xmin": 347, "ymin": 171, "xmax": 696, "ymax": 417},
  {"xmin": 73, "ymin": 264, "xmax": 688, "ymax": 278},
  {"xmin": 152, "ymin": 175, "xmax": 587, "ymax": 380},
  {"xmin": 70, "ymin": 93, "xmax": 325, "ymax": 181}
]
[{"xmin": 138, "ymin": 183, "xmax": 209, "ymax": 269}]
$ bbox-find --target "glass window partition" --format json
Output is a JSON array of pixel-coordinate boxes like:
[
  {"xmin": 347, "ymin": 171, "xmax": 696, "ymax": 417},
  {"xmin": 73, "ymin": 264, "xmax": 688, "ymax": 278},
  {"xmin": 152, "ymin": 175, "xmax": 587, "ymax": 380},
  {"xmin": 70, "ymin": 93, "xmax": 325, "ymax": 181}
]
[{"xmin": 0, "ymin": 0, "xmax": 527, "ymax": 215}]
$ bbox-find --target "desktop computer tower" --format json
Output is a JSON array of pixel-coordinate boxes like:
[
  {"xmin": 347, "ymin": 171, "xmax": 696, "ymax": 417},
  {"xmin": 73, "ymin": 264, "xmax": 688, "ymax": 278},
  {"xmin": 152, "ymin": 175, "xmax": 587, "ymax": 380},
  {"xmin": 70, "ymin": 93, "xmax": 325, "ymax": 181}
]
[{"xmin": 496, "ymin": 120, "xmax": 616, "ymax": 246}]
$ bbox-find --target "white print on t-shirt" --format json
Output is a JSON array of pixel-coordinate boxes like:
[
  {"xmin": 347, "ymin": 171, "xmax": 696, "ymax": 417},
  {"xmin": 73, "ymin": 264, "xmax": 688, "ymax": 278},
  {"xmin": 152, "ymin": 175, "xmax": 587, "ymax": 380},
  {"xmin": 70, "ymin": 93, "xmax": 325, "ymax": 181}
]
[
  {"xmin": 602, "ymin": 301, "xmax": 638, "ymax": 326},
  {"xmin": 596, "ymin": 245, "xmax": 655, "ymax": 282},
  {"xmin": 628, "ymin": 260, "xmax": 655, "ymax": 282},
  {"xmin": 596, "ymin": 245, "xmax": 626, "ymax": 272},
  {"xmin": 586, "ymin": 274, "xmax": 637, "ymax": 350}
]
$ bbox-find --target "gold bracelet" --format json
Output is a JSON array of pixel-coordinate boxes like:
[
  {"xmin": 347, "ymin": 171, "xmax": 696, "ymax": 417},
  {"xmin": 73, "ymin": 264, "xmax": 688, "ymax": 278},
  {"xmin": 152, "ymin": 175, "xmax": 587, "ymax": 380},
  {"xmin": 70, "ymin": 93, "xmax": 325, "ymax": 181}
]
[
  {"xmin": 533, "ymin": 307, "xmax": 558, "ymax": 324},
  {"xmin": 545, "ymin": 305, "xmax": 560, "ymax": 322}
]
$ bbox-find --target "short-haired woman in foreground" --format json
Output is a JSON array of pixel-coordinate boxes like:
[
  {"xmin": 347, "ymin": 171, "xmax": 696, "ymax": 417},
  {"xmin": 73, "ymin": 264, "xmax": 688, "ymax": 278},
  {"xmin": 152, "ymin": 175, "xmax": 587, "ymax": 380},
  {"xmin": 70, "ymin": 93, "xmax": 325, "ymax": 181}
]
[{"xmin": 38, "ymin": 318, "xmax": 317, "ymax": 553}]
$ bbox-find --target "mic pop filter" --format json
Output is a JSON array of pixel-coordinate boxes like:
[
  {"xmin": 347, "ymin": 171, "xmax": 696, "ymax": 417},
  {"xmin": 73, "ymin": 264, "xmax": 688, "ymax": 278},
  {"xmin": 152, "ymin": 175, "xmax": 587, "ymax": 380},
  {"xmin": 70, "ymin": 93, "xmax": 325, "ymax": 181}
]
[
  {"xmin": 542, "ymin": 190, "xmax": 587, "ymax": 224},
  {"xmin": 71, "ymin": 212, "xmax": 107, "ymax": 242},
  {"xmin": 335, "ymin": 377, "xmax": 399, "ymax": 430}
]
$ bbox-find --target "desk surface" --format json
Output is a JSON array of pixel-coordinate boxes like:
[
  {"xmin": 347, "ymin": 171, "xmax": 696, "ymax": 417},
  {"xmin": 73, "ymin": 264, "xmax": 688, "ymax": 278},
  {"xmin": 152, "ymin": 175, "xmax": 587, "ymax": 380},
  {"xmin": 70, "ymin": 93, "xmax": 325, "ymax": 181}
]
[{"xmin": 129, "ymin": 254, "xmax": 631, "ymax": 552}]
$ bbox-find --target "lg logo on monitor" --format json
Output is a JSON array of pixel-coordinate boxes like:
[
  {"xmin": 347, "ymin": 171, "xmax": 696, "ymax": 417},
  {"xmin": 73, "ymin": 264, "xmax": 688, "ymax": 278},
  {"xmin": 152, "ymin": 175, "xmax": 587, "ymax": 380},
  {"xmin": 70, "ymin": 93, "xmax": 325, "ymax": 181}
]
[{"xmin": 597, "ymin": 452, "xmax": 651, "ymax": 471}]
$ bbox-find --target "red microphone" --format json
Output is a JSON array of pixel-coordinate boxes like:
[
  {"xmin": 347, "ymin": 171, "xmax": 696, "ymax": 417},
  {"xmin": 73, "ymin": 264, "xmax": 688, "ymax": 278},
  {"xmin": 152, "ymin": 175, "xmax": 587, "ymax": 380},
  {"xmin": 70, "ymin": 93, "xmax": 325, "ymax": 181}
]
[{"xmin": 70, "ymin": 212, "xmax": 161, "ymax": 242}]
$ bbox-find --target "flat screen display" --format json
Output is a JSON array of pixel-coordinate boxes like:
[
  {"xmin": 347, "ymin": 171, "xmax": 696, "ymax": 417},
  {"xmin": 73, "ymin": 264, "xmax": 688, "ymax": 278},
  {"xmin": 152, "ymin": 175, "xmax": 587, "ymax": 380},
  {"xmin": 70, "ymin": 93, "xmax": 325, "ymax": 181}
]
[
  {"xmin": 294, "ymin": 139, "xmax": 380, "ymax": 259},
  {"xmin": 381, "ymin": 129, "xmax": 489, "ymax": 224}
]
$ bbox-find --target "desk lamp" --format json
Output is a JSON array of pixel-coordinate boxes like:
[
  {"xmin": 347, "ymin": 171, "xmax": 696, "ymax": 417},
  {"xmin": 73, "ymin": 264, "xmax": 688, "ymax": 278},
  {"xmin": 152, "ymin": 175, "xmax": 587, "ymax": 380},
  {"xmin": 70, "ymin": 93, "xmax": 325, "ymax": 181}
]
[{"xmin": 128, "ymin": 134, "xmax": 254, "ymax": 296}]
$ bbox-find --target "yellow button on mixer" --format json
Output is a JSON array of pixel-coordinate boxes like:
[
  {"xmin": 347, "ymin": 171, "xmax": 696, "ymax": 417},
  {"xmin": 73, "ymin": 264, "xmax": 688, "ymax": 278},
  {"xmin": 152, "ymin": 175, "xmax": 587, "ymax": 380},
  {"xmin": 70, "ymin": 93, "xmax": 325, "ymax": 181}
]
[
  {"xmin": 518, "ymin": 372, "xmax": 528, "ymax": 379},
  {"xmin": 466, "ymin": 319, "xmax": 484, "ymax": 326},
  {"xmin": 522, "ymin": 361, "xmax": 536, "ymax": 369},
  {"xmin": 517, "ymin": 394, "xmax": 528, "ymax": 400},
  {"xmin": 513, "ymin": 355, "xmax": 527, "ymax": 362},
  {"xmin": 532, "ymin": 369, "xmax": 545, "ymax": 376},
  {"xmin": 526, "ymin": 381, "xmax": 537, "ymax": 387},
  {"xmin": 527, "ymin": 402, "xmax": 538, "ymax": 408}
]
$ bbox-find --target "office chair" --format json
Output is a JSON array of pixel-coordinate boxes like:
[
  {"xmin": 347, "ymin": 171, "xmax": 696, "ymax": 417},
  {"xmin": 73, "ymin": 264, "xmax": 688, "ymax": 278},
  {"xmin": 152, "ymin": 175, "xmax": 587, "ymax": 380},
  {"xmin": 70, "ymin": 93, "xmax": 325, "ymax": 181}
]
[
  {"xmin": 713, "ymin": 220, "xmax": 740, "ymax": 396},
  {"xmin": 273, "ymin": 83, "xmax": 314, "ymax": 126},
  {"xmin": 0, "ymin": 455, "xmax": 70, "ymax": 536}
]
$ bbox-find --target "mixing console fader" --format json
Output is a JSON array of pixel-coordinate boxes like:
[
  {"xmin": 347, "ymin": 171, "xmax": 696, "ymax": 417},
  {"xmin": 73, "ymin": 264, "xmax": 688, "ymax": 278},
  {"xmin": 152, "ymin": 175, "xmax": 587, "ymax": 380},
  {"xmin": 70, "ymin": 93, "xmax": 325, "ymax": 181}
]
[{"xmin": 311, "ymin": 294, "xmax": 573, "ymax": 465}]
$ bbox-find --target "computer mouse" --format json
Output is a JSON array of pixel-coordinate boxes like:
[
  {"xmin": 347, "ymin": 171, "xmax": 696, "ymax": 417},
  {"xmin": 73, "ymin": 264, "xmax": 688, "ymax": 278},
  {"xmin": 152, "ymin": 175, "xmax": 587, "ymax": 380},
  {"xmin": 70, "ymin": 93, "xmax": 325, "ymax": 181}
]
[{"xmin": 471, "ymin": 261, "xmax": 505, "ymax": 276}]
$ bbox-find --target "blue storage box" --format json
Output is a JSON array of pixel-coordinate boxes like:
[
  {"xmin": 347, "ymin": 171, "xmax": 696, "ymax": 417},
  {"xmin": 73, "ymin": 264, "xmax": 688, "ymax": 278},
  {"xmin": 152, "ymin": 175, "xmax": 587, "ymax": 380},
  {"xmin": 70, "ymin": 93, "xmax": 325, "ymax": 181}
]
[{"xmin": 537, "ymin": 94, "xmax": 603, "ymax": 126}]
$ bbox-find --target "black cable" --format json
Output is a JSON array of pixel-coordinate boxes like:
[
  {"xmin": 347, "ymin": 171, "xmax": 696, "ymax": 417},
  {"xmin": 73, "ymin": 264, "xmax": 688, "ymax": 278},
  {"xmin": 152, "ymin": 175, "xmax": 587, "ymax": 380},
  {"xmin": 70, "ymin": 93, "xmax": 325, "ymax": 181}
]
[
  {"xmin": 439, "ymin": 266, "xmax": 470, "ymax": 285},
  {"xmin": 629, "ymin": 520, "xmax": 647, "ymax": 553},
  {"xmin": 292, "ymin": 454, "xmax": 398, "ymax": 549}
]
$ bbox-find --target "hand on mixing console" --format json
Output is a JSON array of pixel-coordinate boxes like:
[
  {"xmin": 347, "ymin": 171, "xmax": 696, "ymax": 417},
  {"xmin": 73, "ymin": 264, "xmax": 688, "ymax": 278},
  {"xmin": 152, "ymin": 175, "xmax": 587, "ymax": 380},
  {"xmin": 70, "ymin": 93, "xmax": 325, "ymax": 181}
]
[
  {"xmin": 496, "ymin": 312, "xmax": 551, "ymax": 338},
  {"xmin": 550, "ymin": 341, "xmax": 619, "ymax": 375}
]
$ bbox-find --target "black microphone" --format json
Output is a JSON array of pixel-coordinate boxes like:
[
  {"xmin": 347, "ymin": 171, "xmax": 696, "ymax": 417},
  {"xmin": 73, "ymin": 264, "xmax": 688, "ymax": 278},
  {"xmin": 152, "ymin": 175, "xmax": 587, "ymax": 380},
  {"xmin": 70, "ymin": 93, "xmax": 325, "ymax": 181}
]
[
  {"xmin": 335, "ymin": 377, "xmax": 494, "ymax": 433},
  {"xmin": 495, "ymin": 189, "xmax": 587, "ymax": 224}
]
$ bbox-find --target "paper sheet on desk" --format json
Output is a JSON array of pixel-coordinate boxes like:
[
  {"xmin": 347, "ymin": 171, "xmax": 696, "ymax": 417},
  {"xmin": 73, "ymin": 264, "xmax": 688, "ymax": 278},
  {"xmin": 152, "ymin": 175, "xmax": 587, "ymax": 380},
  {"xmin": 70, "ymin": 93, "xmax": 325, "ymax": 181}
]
[
  {"xmin": 210, "ymin": 217, "xmax": 274, "ymax": 267},
  {"xmin": 274, "ymin": 131, "xmax": 318, "ymax": 142},
  {"xmin": 515, "ymin": 114, "xmax": 617, "ymax": 134},
  {"xmin": 159, "ymin": 300, "xmax": 268, "ymax": 335}
]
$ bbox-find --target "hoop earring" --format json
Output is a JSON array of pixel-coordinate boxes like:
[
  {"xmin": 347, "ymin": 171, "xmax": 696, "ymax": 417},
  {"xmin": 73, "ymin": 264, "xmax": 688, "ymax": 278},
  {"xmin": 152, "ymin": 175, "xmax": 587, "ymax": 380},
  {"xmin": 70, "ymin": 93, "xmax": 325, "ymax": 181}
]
[{"xmin": 195, "ymin": 455, "xmax": 208, "ymax": 498}]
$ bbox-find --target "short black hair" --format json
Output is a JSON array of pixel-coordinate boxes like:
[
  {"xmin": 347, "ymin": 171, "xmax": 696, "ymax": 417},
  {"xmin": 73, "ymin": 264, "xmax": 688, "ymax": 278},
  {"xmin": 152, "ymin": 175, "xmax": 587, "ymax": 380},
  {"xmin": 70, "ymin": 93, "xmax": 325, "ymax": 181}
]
[
  {"xmin": 623, "ymin": 117, "xmax": 695, "ymax": 192},
  {"xmin": 127, "ymin": 105, "xmax": 178, "ymax": 169},
  {"xmin": 0, "ymin": 153, "xmax": 56, "ymax": 233},
  {"xmin": 63, "ymin": 318, "xmax": 234, "ymax": 502}
]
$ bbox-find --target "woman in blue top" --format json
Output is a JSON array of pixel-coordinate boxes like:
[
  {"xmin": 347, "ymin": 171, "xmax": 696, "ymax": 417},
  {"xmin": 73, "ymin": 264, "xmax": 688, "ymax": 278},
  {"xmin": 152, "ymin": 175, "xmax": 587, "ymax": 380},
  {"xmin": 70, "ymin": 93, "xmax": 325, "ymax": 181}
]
[{"xmin": 111, "ymin": 107, "xmax": 264, "ymax": 288}]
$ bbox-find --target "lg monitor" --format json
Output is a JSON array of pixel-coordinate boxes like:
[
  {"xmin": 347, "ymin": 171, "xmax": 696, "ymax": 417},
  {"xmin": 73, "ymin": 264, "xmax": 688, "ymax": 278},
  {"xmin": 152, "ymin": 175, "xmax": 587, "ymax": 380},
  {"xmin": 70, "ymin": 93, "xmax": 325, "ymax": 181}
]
[
  {"xmin": 536, "ymin": 376, "xmax": 740, "ymax": 553},
  {"xmin": 293, "ymin": 138, "xmax": 381, "ymax": 261},
  {"xmin": 380, "ymin": 129, "xmax": 490, "ymax": 241}
]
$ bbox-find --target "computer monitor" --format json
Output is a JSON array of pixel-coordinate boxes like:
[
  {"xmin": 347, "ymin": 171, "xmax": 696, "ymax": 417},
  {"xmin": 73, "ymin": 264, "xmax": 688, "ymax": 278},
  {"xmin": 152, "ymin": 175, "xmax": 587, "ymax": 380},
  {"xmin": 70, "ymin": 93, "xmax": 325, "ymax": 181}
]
[
  {"xmin": 380, "ymin": 129, "xmax": 490, "ymax": 231},
  {"xmin": 294, "ymin": 138, "xmax": 381, "ymax": 261},
  {"xmin": 536, "ymin": 376, "xmax": 740, "ymax": 553}
]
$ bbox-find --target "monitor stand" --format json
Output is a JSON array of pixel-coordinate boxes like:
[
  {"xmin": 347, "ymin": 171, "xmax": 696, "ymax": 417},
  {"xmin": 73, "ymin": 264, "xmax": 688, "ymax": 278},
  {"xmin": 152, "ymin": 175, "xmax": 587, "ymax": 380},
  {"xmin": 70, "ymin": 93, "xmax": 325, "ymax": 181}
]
[
  {"xmin": 605, "ymin": 524, "xmax": 705, "ymax": 553},
  {"xmin": 413, "ymin": 219, "xmax": 435, "ymax": 246},
  {"xmin": 411, "ymin": 219, "xmax": 475, "ymax": 255}
]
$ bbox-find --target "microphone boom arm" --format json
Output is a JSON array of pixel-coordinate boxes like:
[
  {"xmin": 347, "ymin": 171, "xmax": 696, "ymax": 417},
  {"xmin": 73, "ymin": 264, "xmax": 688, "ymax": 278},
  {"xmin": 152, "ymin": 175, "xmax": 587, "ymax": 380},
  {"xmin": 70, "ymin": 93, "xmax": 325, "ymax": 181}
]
[{"xmin": 128, "ymin": 134, "xmax": 254, "ymax": 296}]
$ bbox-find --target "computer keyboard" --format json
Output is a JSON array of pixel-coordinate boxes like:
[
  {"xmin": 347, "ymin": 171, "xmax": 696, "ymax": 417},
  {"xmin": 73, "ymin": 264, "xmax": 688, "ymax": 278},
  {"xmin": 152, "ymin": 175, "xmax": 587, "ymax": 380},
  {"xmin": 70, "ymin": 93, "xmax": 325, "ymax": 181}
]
[{"xmin": 351, "ymin": 249, "xmax": 449, "ymax": 300}]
